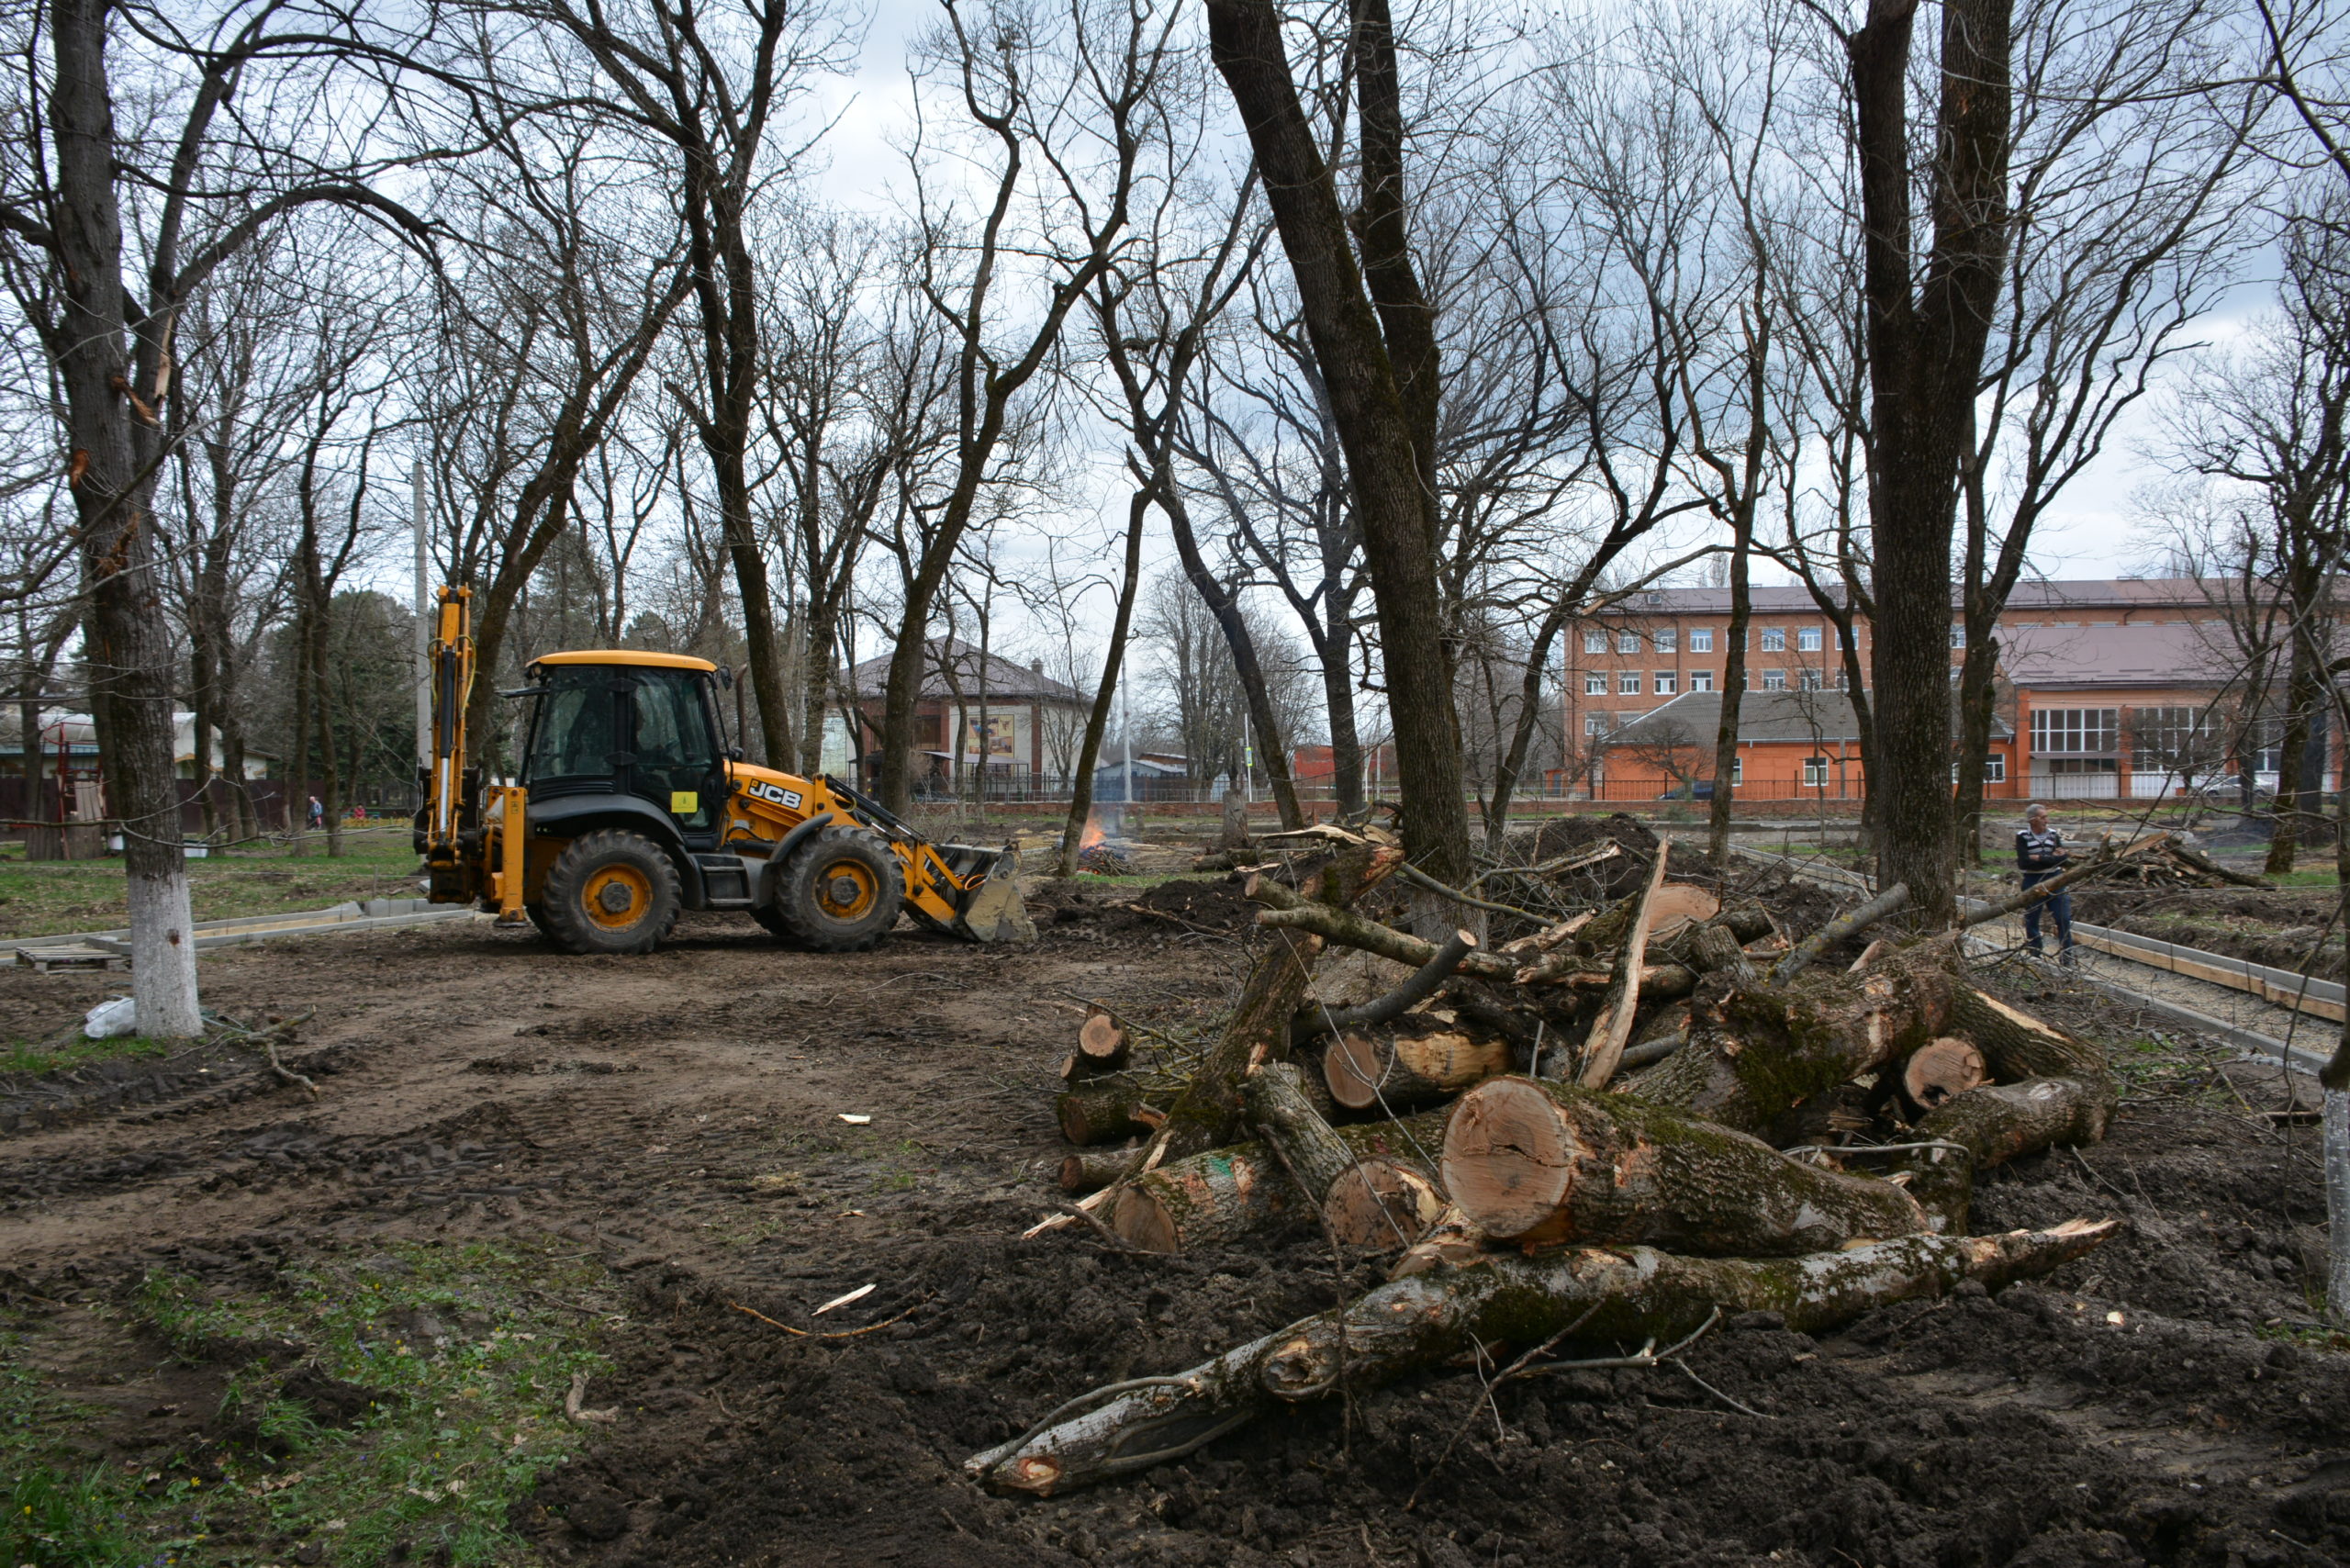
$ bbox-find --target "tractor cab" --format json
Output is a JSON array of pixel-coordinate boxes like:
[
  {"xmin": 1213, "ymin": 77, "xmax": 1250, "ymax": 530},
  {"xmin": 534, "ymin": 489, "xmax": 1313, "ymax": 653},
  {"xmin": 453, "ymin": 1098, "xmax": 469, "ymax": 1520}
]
[{"xmin": 519, "ymin": 651, "xmax": 732, "ymax": 848}]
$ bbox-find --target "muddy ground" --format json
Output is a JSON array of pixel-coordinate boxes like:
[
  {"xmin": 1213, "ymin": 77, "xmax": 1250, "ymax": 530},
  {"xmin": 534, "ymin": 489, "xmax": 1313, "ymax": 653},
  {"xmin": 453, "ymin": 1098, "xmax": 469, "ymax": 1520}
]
[
  {"xmin": 1, "ymin": 874, "xmax": 2344, "ymax": 1568},
  {"xmin": 2070, "ymin": 886, "xmax": 2347, "ymax": 983}
]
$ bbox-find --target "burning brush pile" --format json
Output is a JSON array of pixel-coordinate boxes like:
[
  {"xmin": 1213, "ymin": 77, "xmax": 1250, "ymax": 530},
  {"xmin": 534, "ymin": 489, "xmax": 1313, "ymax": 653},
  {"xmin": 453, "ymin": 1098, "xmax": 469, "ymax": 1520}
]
[{"xmin": 969, "ymin": 823, "xmax": 2134, "ymax": 1495}]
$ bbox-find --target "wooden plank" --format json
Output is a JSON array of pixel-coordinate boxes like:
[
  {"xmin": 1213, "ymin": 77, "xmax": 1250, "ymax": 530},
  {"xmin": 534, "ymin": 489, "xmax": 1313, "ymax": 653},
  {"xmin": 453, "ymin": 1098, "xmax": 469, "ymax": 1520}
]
[{"xmin": 2068, "ymin": 931, "xmax": 2346, "ymax": 1024}]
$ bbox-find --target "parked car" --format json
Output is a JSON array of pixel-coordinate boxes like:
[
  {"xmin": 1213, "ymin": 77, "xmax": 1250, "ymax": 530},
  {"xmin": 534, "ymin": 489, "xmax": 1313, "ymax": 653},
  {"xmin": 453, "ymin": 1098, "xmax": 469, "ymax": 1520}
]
[{"xmin": 1657, "ymin": 781, "xmax": 1715, "ymax": 801}]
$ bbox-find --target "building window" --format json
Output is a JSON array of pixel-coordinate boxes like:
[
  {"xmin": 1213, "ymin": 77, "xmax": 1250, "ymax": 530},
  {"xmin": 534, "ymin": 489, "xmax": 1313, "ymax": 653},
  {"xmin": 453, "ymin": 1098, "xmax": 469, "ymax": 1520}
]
[
  {"xmin": 1803, "ymin": 756, "xmax": 1830, "ymax": 788},
  {"xmin": 1985, "ymin": 755, "xmax": 2007, "ymax": 783},
  {"xmin": 1618, "ymin": 670, "xmax": 1642, "ymax": 694},
  {"xmin": 1689, "ymin": 669, "xmax": 1714, "ymax": 692},
  {"xmin": 2130, "ymin": 706, "xmax": 2209, "ymax": 770},
  {"xmin": 2031, "ymin": 708, "xmax": 2119, "ymax": 755},
  {"xmin": 1584, "ymin": 713, "xmax": 1607, "ymax": 736},
  {"xmin": 1654, "ymin": 628, "xmax": 1677, "ymax": 654},
  {"xmin": 1690, "ymin": 628, "xmax": 1714, "ymax": 653},
  {"xmin": 1839, "ymin": 625, "xmax": 1858, "ymax": 650},
  {"xmin": 1797, "ymin": 626, "xmax": 1822, "ymax": 652},
  {"xmin": 1762, "ymin": 669, "xmax": 1786, "ymax": 690},
  {"xmin": 1585, "ymin": 671, "xmax": 1606, "ymax": 696},
  {"xmin": 1833, "ymin": 671, "xmax": 1849, "ymax": 690},
  {"xmin": 1730, "ymin": 757, "xmax": 1743, "ymax": 785},
  {"xmin": 1654, "ymin": 671, "xmax": 1675, "ymax": 694},
  {"xmin": 1617, "ymin": 632, "xmax": 1640, "ymax": 655},
  {"xmin": 1798, "ymin": 669, "xmax": 1822, "ymax": 691},
  {"xmin": 1761, "ymin": 628, "xmax": 1786, "ymax": 652},
  {"xmin": 1584, "ymin": 629, "xmax": 1607, "ymax": 655},
  {"xmin": 1951, "ymin": 623, "xmax": 1967, "ymax": 649}
]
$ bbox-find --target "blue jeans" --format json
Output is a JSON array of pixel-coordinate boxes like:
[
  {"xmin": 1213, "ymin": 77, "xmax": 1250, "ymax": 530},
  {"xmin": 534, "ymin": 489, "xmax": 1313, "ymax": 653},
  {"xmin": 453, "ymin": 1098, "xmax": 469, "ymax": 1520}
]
[{"xmin": 2021, "ymin": 872, "xmax": 2073, "ymax": 955}]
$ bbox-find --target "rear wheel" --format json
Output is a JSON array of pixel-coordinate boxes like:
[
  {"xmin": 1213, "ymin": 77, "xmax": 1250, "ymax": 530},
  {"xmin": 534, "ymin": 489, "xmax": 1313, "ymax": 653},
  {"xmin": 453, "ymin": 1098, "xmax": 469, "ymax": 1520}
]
[
  {"xmin": 769, "ymin": 826, "xmax": 901, "ymax": 952},
  {"xmin": 540, "ymin": 830, "xmax": 681, "ymax": 955},
  {"xmin": 751, "ymin": 902, "xmax": 807, "ymax": 947}
]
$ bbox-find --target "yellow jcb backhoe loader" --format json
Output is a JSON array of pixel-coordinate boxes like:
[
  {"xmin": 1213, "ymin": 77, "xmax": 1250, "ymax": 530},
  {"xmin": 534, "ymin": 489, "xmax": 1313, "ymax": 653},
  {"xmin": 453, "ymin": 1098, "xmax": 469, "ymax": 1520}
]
[{"xmin": 414, "ymin": 586, "xmax": 1026, "ymax": 955}]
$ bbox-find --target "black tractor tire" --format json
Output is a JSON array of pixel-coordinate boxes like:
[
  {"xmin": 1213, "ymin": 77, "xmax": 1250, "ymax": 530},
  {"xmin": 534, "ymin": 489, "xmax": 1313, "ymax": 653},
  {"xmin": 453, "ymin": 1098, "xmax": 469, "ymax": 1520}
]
[
  {"xmin": 538, "ymin": 830, "xmax": 682, "ymax": 956},
  {"xmin": 768, "ymin": 825, "xmax": 902, "ymax": 953},
  {"xmin": 750, "ymin": 902, "xmax": 808, "ymax": 947},
  {"xmin": 525, "ymin": 901, "xmax": 555, "ymax": 938}
]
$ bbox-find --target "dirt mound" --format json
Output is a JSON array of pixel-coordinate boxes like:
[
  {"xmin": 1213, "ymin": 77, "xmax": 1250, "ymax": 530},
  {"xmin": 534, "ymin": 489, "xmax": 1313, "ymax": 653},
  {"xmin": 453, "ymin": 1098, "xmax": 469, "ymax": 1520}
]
[{"xmin": 1111, "ymin": 877, "xmax": 1259, "ymax": 935}]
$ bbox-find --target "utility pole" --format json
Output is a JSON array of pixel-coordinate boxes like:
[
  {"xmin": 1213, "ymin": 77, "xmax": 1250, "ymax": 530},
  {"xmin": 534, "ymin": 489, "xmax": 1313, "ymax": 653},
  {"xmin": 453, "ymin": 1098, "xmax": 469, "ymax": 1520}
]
[{"xmin": 412, "ymin": 460, "xmax": 431, "ymax": 786}]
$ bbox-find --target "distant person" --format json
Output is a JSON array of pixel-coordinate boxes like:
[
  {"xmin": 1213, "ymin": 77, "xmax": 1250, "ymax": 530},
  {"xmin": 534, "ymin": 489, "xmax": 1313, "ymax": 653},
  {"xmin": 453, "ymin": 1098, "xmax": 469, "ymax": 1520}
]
[
  {"xmin": 350, "ymin": 803, "xmax": 367, "ymax": 823},
  {"xmin": 2016, "ymin": 802, "xmax": 2076, "ymax": 962},
  {"xmin": 308, "ymin": 795, "xmax": 324, "ymax": 831}
]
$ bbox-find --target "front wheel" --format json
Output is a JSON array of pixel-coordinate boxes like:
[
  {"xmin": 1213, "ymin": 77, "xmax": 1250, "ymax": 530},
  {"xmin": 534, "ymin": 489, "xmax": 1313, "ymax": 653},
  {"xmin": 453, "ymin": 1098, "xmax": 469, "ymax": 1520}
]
[
  {"xmin": 539, "ymin": 830, "xmax": 682, "ymax": 955},
  {"xmin": 767, "ymin": 826, "xmax": 902, "ymax": 953}
]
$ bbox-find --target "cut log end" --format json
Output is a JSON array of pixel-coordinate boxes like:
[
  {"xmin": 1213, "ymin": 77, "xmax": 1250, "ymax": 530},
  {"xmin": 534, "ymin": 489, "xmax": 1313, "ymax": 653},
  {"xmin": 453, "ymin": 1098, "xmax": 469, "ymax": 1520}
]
[
  {"xmin": 1904, "ymin": 1036, "xmax": 1987, "ymax": 1110},
  {"xmin": 1079, "ymin": 1010, "xmax": 1130, "ymax": 1070},
  {"xmin": 1322, "ymin": 1159, "xmax": 1446, "ymax": 1249},
  {"xmin": 1438, "ymin": 1079, "xmax": 1579, "ymax": 1241},
  {"xmin": 1325, "ymin": 1032, "xmax": 1385, "ymax": 1112}
]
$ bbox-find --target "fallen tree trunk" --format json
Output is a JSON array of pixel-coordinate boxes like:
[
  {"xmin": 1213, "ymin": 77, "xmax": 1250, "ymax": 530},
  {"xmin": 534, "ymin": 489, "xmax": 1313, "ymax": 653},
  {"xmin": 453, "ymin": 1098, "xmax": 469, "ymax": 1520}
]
[
  {"xmin": 1249, "ymin": 886, "xmax": 1516, "ymax": 981},
  {"xmin": 1056, "ymin": 1076, "xmax": 1165, "ymax": 1146},
  {"xmin": 1059, "ymin": 1148, "xmax": 1145, "ymax": 1193},
  {"xmin": 1771, "ymin": 883, "xmax": 1912, "ymax": 982},
  {"xmin": 1633, "ymin": 938, "xmax": 1960, "ymax": 1133},
  {"xmin": 1323, "ymin": 1021, "xmax": 1511, "ymax": 1112},
  {"xmin": 1947, "ymin": 987, "xmax": 2098, "ymax": 1081},
  {"xmin": 1919, "ymin": 1076, "xmax": 2113, "ymax": 1170},
  {"xmin": 1294, "ymin": 929, "xmax": 1476, "ymax": 1041},
  {"xmin": 2169, "ymin": 838, "xmax": 2273, "ymax": 890},
  {"xmin": 1110, "ymin": 1106, "xmax": 1449, "ymax": 1253},
  {"xmin": 1442, "ymin": 1076, "xmax": 1926, "ymax": 1252},
  {"xmin": 967, "ymin": 1219, "xmax": 2121, "ymax": 1495}
]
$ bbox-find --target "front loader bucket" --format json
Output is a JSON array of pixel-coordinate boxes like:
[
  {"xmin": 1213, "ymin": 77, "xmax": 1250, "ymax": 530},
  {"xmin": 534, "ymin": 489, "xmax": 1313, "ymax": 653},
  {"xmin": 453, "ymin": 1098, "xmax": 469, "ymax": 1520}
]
[{"xmin": 957, "ymin": 858, "xmax": 1035, "ymax": 945}]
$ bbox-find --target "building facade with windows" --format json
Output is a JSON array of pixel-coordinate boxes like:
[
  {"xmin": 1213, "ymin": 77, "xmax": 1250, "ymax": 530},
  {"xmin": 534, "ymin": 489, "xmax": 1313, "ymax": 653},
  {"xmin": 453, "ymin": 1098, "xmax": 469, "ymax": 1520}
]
[{"xmin": 1562, "ymin": 578, "xmax": 2317, "ymax": 801}]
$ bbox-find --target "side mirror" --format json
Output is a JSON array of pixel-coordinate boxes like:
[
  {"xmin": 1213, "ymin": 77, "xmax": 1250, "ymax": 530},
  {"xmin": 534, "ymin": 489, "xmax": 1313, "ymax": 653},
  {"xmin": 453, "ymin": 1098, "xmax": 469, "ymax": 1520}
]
[
  {"xmin": 728, "ymin": 747, "xmax": 745, "ymax": 763},
  {"xmin": 715, "ymin": 666, "xmax": 733, "ymax": 690}
]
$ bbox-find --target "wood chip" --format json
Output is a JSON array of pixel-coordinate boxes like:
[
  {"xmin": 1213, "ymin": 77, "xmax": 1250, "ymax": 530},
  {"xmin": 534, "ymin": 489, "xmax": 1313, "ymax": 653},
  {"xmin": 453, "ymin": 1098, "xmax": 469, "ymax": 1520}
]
[
  {"xmin": 815, "ymin": 1283, "xmax": 876, "ymax": 1316},
  {"xmin": 837, "ymin": 1113, "xmax": 872, "ymax": 1125}
]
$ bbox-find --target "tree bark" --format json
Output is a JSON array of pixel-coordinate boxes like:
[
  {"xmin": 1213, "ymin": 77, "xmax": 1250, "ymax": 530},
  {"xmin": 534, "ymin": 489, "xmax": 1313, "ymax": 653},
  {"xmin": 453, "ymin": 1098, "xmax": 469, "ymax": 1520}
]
[
  {"xmin": 1636, "ymin": 938, "xmax": 1960, "ymax": 1133},
  {"xmin": 968, "ymin": 1219, "xmax": 2121, "ymax": 1495},
  {"xmin": 1057, "ymin": 1076, "xmax": 1165, "ymax": 1146},
  {"xmin": 1849, "ymin": 0, "xmax": 2015, "ymax": 925},
  {"xmin": 1110, "ymin": 1103, "xmax": 1448, "ymax": 1253},
  {"xmin": 1204, "ymin": 0, "xmax": 1471, "ymax": 888},
  {"xmin": 1707, "ymin": 500, "xmax": 1754, "ymax": 864},
  {"xmin": 1443, "ymin": 1077, "xmax": 1926, "ymax": 1252},
  {"xmin": 50, "ymin": 0, "xmax": 198, "ymax": 1034}
]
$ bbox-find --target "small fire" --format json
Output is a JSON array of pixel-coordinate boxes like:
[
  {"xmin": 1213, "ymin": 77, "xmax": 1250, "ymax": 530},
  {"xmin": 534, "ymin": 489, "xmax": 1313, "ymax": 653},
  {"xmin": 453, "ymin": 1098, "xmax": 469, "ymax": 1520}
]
[{"xmin": 1079, "ymin": 814, "xmax": 1106, "ymax": 852}]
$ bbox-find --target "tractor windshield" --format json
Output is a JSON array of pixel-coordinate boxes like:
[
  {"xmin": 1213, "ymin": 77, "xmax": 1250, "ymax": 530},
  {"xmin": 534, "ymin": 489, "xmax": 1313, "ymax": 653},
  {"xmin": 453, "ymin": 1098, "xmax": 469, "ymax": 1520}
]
[{"xmin": 523, "ymin": 667, "xmax": 617, "ymax": 787}]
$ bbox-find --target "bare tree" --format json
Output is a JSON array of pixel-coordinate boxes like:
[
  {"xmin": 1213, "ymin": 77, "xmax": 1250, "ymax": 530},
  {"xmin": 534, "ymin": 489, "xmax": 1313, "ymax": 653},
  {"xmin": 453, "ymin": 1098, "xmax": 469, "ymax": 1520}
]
[
  {"xmin": 0, "ymin": 0, "xmax": 439, "ymax": 1034},
  {"xmin": 868, "ymin": 0, "xmax": 1168, "ymax": 814},
  {"xmin": 1205, "ymin": 0, "xmax": 1473, "ymax": 892}
]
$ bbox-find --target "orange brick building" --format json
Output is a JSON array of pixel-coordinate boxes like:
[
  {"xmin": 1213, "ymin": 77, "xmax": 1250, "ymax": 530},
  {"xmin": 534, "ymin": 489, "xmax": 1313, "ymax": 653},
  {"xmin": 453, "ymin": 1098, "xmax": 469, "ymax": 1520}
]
[{"xmin": 1564, "ymin": 579, "xmax": 2324, "ymax": 801}]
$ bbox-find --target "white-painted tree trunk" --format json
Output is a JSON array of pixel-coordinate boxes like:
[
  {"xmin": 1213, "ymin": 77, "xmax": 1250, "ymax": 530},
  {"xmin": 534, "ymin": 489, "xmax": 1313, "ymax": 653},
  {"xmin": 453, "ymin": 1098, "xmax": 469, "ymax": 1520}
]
[
  {"xmin": 128, "ymin": 866, "xmax": 201, "ymax": 1037},
  {"xmin": 2327, "ymin": 1086, "xmax": 2349, "ymax": 1328}
]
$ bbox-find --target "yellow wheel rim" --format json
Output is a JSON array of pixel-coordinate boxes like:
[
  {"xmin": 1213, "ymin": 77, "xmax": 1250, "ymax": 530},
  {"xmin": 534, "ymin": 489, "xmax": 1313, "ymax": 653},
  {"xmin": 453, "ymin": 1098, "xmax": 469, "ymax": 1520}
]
[
  {"xmin": 815, "ymin": 857, "xmax": 879, "ymax": 922},
  {"xmin": 582, "ymin": 864, "xmax": 655, "ymax": 929}
]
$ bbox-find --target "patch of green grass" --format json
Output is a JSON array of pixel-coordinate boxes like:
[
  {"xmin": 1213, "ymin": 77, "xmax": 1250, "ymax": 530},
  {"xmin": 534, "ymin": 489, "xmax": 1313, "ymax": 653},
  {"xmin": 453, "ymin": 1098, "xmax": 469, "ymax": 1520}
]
[
  {"xmin": 0, "ymin": 832, "xmax": 424, "ymax": 940},
  {"xmin": 0, "ymin": 1032, "xmax": 178, "ymax": 1079},
  {"xmin": 3, "ymin": 1240, "xmax": 613, "ymax": 1567},
  {"xmin": 0, "ymin": 1350, "xmax": 151, "ymax": 1567},
  {"xmin": 2267, "ymin": 868, "xmax": 2341, "ymax": 887}
]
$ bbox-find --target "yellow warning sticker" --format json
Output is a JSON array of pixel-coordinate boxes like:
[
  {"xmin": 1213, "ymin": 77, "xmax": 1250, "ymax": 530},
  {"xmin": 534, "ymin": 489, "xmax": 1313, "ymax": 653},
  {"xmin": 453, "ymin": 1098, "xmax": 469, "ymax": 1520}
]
[{"xmin": 670, "ymin": 791, "xmax": 699, "ymax": 815}]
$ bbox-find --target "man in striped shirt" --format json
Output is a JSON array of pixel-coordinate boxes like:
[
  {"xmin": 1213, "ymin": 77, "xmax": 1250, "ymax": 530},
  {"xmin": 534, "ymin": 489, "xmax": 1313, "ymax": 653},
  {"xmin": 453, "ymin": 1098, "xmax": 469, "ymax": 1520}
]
[{"xmin": 2016, "ymin": 803, "xmax": 2076, "ymax": 962}]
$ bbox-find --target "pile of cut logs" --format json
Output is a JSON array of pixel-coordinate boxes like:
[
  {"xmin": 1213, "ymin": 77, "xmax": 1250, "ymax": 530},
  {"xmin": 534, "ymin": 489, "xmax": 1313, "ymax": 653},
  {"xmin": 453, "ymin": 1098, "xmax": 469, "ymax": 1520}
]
[{"xmin": 972, "ymin": 827, "xmax": 2137, "ymax": 1495}]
